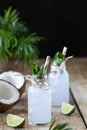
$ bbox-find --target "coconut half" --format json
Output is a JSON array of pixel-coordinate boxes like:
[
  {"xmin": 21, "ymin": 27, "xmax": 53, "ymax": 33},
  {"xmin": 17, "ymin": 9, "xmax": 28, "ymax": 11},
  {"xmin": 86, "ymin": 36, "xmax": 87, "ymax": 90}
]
[
  {"xmin": 0, "ymin": 71, "xmax": 26, "ymax": 96},
  {"xmin": 0, "ymin": 79, "xmax": 20, "ymax": 113}
]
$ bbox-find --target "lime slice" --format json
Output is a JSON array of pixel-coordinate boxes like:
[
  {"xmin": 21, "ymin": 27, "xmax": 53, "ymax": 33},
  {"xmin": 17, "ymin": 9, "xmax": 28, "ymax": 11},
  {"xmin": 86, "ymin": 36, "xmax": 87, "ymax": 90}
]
[
  {"xmin": 61, "ymin": 102, "xmax": 75, "ymax": 115},
  {"xmin": 7, "ymin": 114, "xmax": 25, "ymax": 128}
]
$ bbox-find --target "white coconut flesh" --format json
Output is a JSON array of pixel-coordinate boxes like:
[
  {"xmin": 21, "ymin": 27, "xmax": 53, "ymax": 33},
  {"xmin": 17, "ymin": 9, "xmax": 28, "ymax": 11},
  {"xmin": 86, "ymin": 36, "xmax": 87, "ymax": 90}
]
[
  {"xmin": 0, "ymin": 71, "xmax": 25, "ymax": 89},
  {"xmin": 0, "ymin": 80, "xmax": 20, "ymax": 104}
]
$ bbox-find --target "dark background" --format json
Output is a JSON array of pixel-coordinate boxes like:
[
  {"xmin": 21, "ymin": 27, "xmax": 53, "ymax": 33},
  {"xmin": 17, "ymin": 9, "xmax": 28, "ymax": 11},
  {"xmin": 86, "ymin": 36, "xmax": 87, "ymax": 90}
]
[{"xmin": 0, "ymin": 0, "xmax": 87, "ymax": 58}]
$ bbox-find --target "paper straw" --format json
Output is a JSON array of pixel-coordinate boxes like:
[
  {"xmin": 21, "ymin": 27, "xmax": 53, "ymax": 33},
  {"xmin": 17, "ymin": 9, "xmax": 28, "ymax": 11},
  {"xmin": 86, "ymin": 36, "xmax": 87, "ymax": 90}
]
[
  {"xmin": 62, "ymin": 46, "xmax": 67, "ymax": 56},
  {"xmin": 44, "ymin": 56, "xmax": 50, "ymax": 74}
]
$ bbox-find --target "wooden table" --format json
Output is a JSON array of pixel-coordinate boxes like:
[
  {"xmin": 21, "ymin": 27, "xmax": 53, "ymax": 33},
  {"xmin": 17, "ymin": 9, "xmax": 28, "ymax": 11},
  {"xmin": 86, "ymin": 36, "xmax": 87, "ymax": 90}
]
[{"xmin": 0, "ymin": 58, "xmax": 87, "ymax": 130}]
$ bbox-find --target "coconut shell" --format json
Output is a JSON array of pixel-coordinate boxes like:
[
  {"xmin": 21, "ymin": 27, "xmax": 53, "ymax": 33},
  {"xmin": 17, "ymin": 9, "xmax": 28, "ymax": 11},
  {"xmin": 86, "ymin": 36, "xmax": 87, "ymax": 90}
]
[
  {"xmin": 0, "ymin": 100, "xmax": 19, "ymax": 113},
  {"xmin": 0, "ymin": 70, "xmax": 26, "ymax": 96},
  {"xmin": 18, "ymin": 77, "xmax": 26, "ymax": 96},
  {"xmin": 0, "ymin": 79, "xmax": 20, "ymax": 113}
]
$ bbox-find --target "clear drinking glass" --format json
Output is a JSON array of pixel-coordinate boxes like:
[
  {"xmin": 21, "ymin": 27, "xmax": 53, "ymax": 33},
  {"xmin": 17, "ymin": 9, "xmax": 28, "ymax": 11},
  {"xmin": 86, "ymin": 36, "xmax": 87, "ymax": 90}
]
[
  {"xmin": 47, "ymin": 63, "xmax": 69, "ymax": 107},
  {"xmin": 27, "ymin": 75, "xmax": 52, "ymax": 125}
]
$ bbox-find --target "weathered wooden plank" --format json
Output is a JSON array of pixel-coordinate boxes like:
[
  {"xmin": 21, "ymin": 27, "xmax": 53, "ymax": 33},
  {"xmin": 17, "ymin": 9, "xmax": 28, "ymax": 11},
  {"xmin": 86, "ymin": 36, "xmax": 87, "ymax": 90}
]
[
  {"xmin": 0, "ymin": 85, "xmax": 85, "ymax": 130},
  {"xmin": 67, "ymin": 57, "xmax": 87, "ymax": 128},
  {"xmin": 0, "ymin": 58, "xmax": 86, "ymax": 130}
]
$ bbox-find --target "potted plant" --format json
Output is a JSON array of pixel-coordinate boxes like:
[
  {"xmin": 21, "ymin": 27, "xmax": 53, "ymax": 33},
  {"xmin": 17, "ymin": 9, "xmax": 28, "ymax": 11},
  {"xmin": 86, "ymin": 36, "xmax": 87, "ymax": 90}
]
[{"xmin": 0, "ymin": 6, "xmax": 44, "ymax": 68}]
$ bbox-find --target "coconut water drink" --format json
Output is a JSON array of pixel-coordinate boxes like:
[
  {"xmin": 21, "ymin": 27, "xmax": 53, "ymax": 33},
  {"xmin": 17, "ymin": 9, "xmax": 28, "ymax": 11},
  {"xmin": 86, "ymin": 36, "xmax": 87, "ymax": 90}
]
[
  {"xmin": 28, "ymin": 78, "xmax": 52, "ymax": 125},
  {"xmin": 48, "ymin": 63, "xmax": 69, "ymax": 106},
  {"xmin": 27, "ymin": 56, "xmax": 52, "ymax": 125},
  {"xmin": 47, "ymin": 47, "xmax": 72, "ymax": 106}
]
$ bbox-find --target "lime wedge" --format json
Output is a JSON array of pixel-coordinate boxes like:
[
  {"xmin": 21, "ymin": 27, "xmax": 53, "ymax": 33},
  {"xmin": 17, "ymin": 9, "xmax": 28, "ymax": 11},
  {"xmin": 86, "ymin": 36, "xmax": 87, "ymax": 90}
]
[
  {"xmin": 7, "ymin": 114, "xmax": 25, "ymax": 128},
  {"xmin": 61, "ymin": 102, "xmax": 75, "ymax": 115}
]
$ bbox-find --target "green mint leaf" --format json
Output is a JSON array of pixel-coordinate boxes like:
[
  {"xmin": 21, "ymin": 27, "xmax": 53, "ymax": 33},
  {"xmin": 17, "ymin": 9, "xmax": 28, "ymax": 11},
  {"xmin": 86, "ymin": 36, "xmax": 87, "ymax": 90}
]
[
  {"xmin": 54, "ymin": 52, "xmax": 65, "ymax": 65},
  {"xmin": 31, "ymin": 63, "xmax": 39, "ymax": 75},
  {"xmin": 52, "ymin": 123, "xmax": 68, "ymax": 130},
  {"xmin": 49, "ymin": 120, "xmax": 56, "ymax": 130},
  {"xmin": 31, "ymin": 63, "xmax": 44, "ymax": 79},
  {"xmin": 49, "ymin": 120, "xmax": 72, "ymax": 130}
]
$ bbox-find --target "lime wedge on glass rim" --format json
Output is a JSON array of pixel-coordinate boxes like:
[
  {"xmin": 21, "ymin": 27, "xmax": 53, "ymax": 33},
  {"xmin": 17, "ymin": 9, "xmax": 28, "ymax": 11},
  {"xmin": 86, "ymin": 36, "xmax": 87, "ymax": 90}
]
[
  {"xmin": 7, "ymin": 114, "xmax": 25, "ymax": 128},
  {"xmin": 61, "ymin": 102, "xmax": 75, "ymax": 115}
]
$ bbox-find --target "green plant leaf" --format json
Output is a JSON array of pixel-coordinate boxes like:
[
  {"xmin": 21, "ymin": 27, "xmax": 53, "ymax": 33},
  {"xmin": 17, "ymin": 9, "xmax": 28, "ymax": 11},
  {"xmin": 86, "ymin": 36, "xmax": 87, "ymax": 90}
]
[
  {"xmin": 0, "ymin": 6, "xmax": 45, "ymax": 68},
  {"xmin": 38, "ymin": 65, "xmax": 44, "ymax": 76},
  {"xmin": 54, "ymin": 52, "xmax": 65, "ymax": 65},
  {"xmin": 52, "ymin": 123, "xmax": 68, "ymax": 130},
  {"xmin": 4, "ymin": 6, "xmax": 12, "ymax": 21},
  {"xmin": 0, "ymin": 36, "xmax": 3, "ymax": 47},
  {"xmin": 49, "ymin": 120, "xmax": 56, "ymax": 130},
  {"xmin": 49, "ymin": 120, "xmax": 72, "ymax": 130},
  {"xmin": 4, "ymin": 6, "xmax": 19, "ymax": 23},
  {"xmin": 31, "ymin": 64, "xmax": 39, "ymax": 75},
  {"xmin": 31, "ymin": 63, "xmax": 44, "ymax": 79}
]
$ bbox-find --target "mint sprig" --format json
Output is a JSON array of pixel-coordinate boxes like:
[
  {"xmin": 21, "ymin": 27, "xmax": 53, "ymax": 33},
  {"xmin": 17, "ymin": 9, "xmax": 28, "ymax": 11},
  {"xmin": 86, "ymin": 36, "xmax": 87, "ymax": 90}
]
[
  {"xmin": 31, "ymin": 63, "xmax": 44, "ymax": 79},
  {"xmin": 49, "ymin": 120, "xmax": 72, "ymax": 130},
  {"xmin": 54, "ymin": 52, "xmax": 65, "ymax": 66}
]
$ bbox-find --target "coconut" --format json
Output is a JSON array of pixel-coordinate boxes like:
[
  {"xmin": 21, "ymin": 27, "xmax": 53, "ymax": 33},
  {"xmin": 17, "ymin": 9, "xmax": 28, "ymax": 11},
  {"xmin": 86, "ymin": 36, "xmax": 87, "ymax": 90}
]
[
  {"xmin": 0, "ymin": 71, "xmax": 26, "ymax": 96},
  {"xmin": 0, "ymin": 79, "xmax": 20, "ymax": 112}
]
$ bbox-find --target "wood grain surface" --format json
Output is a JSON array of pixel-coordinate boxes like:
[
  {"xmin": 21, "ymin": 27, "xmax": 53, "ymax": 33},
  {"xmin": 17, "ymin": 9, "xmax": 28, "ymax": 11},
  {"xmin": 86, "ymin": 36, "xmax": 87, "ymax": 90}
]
[
  {"xmin": 67, "ymin": 57, "xmax": 87, "ymax": 129},
  {"xmin": 0, "ymin": 58, "xmax": 86, "ymax": 130}
]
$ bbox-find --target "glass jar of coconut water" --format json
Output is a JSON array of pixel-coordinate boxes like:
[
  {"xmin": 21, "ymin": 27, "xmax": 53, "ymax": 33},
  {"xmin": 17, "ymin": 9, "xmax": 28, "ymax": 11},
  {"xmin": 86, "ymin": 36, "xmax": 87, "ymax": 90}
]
[
  {"xmin": 27, "ymin": 75, "xmax": 52, "ymax": 125},
  {"xmin": 47, "ymin": 62, "xmax": 69, "ymax": 107},
  {"xmin": 27, "ymin": 56, "xmax": 52, "ymax": 125},
  {"xmin": 47, "ymin": 47, "xmax": 72, "ymax": 107}
]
